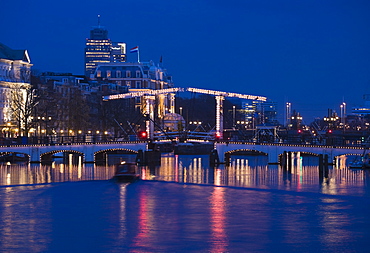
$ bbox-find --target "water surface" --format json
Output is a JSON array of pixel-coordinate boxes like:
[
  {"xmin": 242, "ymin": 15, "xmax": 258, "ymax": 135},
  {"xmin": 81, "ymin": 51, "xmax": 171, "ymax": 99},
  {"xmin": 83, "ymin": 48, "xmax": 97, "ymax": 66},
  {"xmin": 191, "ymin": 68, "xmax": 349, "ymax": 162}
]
[{"xmin": 0, "ymin": 154, "xmax": 369, "ymax": 252}]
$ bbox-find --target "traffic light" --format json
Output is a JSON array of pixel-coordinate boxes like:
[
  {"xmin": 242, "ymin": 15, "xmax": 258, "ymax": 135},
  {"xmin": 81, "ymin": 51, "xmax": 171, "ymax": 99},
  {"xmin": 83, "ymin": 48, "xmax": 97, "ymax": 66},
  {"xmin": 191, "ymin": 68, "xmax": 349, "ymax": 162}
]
[
  {"xmin": 215, "ymin": 132, "xmax": 222, "ymax": 140},
  {"xmin": 138, "ymin": 131, "xmax": 148, "ymax": 140}
]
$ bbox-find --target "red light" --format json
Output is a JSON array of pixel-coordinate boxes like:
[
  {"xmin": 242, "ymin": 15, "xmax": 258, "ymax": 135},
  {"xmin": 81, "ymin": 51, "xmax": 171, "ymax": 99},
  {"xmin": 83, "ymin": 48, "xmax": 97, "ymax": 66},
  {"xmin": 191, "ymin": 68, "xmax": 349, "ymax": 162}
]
[
  {"xmin": 215, "ymin": 132, "xmax": 221, "ymax": 139},
  {"xmin": 138, "ymin": 131, "xmax": 147, "ymax": 139},
  {"xmin": 298, "ymin": 129, "xmax": 302, "ymax": 133},
  {"xmin": 328, "ymin": 129, "xmax": 332, "ymax": 133}
]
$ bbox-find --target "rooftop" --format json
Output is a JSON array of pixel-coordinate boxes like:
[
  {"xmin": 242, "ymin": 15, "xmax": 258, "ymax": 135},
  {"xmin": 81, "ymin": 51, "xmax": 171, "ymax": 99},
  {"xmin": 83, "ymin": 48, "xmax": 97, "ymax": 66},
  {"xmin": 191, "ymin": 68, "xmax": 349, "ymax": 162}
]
[{"xmin": 0, "ymin": 42, "xmax": 31, "ymax": 63}]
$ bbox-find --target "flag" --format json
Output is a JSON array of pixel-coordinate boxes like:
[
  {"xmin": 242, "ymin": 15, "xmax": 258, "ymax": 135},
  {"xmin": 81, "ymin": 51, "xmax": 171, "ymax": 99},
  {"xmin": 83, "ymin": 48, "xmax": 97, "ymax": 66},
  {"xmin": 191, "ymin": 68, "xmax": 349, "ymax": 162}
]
[{"xmin": 130, "ymin": 46, "xmax": 139, "ymax": 53}]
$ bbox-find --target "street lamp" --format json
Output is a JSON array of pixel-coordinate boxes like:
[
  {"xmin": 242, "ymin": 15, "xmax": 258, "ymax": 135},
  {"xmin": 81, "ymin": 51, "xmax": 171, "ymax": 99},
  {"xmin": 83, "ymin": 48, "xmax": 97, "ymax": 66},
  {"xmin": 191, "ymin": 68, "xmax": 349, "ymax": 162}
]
[
  {"xmin": 285, "ymin": 102, "xmax": 291, "ymax": 127},
  {"xmin": 342, "ymin": 102, "xmax": 346, "ymax": 124},
  {"xmin": 233, "ymin": 105, "xmax": 236, "ymax": 129}
]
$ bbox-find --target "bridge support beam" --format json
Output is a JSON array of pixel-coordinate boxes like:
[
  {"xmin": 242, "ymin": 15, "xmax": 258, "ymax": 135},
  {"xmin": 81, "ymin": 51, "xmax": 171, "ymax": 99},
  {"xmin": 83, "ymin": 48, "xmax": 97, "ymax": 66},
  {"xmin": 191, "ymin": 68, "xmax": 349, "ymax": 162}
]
[
  {"xmin": 169, "ymin": 93, "xmax": 175, "ymax": 113},
  {"xmin": 215, "ymin": 96, "xmax": 224, "ymax": 139},
  {"xmin": 144, "ymin": 96, "xmax": 155, "ymax": 140}
]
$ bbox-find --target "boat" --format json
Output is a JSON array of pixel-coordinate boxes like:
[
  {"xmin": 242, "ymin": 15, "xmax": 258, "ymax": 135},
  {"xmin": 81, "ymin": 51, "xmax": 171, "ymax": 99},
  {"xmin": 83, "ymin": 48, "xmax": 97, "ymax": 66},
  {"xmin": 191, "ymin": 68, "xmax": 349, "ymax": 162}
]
[
  {"xmin": 349, "ymin": 152, "xmax": 370, "ymax": 169},
  {"xmin": 361, "ymin": 153, "xmax": 370, "ymax": 168},
  {"xmin": 349, "ymin": 160, "xmax": 365, "ymax": 169},
  {"xmin": 113, "ymin": 161, "xmax": 140, "ymax": 182}
]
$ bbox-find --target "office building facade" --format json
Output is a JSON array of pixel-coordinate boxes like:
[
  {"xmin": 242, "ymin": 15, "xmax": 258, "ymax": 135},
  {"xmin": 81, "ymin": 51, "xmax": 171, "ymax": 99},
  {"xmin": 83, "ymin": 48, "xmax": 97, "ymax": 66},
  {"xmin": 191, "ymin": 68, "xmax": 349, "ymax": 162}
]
[
  {"xmin": 242, "ymin": 100, "xmax": 278, "ymax": 128},
  {"xmin": 84, "ymin": 25, "xmax": 126, "ymax": 78}
]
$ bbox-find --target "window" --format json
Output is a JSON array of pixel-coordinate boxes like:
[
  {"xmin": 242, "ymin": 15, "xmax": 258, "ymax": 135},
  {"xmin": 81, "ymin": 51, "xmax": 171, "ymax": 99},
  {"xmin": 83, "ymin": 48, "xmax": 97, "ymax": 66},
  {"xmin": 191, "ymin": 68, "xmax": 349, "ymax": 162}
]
[
  {"xmin": 126, "ymin": 81, "xmax": 131, "ymax": 87},
  {"xmin": 136, "ymin": 81, "xmax": 141, "ymax": 88},
  {"xmin": 126, "ymin": 71, "xmax": 131, "ymax": 78},
  {"xmin": 107, "ymin": 70, "xmax": 111, "ymax": 78},
  {"xmin": 136, "ymin": 71, "xmax": 141, "ymax": 78},
  {"xmin": 116, "ymin": 70, "xmax": 121, "ymax": 78},
  {"xmin": 97, "ymin": 70, "xmax": 101, "ymax": 77}
]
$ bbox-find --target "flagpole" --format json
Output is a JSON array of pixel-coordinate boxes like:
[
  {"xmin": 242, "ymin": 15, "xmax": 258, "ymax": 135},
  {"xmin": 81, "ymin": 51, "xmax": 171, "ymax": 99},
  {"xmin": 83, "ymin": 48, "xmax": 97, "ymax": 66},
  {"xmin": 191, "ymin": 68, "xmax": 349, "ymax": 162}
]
[{"xmin": 137, "ymin": 47, "xmax": 140, "ymax": 63}]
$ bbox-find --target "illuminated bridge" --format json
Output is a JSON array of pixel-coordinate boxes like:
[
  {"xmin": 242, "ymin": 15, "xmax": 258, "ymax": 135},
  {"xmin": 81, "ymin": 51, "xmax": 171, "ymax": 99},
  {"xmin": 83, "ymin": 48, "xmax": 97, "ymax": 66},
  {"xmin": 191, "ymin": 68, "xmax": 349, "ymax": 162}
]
[
  {"xmin": 0, "ymin": 142, "xmax": 147, "ymax": 163},
  {"xmin": 0, "ymin": 140, "xmax": 365, "ymax": 165},
  {"xmin": 1, "ymin": 87, "xmax": 366, "ymax": 165},
  {"xmin": 103, "ymin": 87, "xmax": 267, "ymax": 140},
  {"xmin": 215, "ymin": 141, "xmax": 366, "ymax": 164}
]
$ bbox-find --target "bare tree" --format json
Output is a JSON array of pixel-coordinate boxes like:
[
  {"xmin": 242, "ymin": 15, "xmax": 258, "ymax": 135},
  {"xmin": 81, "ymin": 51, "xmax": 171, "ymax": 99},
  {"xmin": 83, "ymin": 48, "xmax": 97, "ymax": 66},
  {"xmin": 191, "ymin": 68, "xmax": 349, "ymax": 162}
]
[{"xmin": 10, "ymin": 85, "xmax": 39, "ymax": 136}]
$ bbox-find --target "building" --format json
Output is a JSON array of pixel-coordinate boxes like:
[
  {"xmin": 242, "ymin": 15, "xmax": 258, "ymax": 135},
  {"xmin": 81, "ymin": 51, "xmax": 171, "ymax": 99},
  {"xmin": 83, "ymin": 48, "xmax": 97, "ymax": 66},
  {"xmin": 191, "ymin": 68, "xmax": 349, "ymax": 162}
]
[
  {"xmin": 91, "ymin": 61, "xmax": 174, "ymax": 119},
  {"xmin": 0, "ymin": 42, "xmax": 32, "ymax": 135},
  {"xmin": 84, "ymin": 20, "xmax": 126, "ymax": 78},
  {"xmin": 352, "ymin": 94, "xmax": 370, "ymax": 116},
  {"xmin": 92, "ymin": 61, "xmax": 173, "ymax": 89},
  {"xmin": 241, "ymin": 100, "xmax": 278, "ymax": 128}
]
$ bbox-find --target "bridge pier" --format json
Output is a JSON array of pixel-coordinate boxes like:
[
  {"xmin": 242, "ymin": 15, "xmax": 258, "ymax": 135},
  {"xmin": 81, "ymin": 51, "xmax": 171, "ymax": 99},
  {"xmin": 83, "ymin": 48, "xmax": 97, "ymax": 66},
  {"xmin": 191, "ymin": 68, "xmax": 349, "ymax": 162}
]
[
  {"xmin": 267, "ymin": 146, "xmax": 280, "ymax": 164},
  {"xmin": 30, "ymin": 147, "xmax": 41, "ymax": 163},
  {"xmin": 84, "ymin": 151, "xmax": 95, "ymax": 163},
  {"xmin": 318, "ymin": 154, "xmax": 329, "ymax": 181}
]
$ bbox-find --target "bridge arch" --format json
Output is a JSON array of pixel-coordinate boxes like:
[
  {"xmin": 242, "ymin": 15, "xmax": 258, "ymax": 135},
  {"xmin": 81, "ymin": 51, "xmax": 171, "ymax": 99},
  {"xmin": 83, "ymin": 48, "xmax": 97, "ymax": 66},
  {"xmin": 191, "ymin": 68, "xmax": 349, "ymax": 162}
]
[
  {"xmin": 299, "ymin": 151, "xmax": 320, "ymax": 157},
  {"xmin": 0, "ymin": 152, "xmax": 30, "ymax": 163},
  {"xmin": 277, "ymin": 151, "xmax": 321, "ymax": 159},
  {"xmin": 334, "ymin": 152, "xmax": 363, "ymax": 158},
  {"xmin": 225, "ymin": 149, "xmax": 268, "ymax": 156},
  {"xmin": 94, "ymin": 148, "xmax": 139, "ymax": 164},
  {"xmin": 94, "ymin": 148, "xmax": 139, "ymax": 156},
  {"xmin": 41, "ymin": 149, "xmax": 84, "ymax": 164},
  {"xmin": 225, "ymin": 149, "xmax": 268, "ymax": 164}
]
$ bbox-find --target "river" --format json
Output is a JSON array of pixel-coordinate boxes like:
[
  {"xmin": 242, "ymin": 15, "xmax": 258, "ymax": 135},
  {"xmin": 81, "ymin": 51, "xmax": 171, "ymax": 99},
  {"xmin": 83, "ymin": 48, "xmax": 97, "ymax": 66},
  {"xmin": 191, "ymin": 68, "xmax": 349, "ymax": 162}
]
[{"xmin": 0, "ymin": 154, "xmax": 369, "ymax": 252}]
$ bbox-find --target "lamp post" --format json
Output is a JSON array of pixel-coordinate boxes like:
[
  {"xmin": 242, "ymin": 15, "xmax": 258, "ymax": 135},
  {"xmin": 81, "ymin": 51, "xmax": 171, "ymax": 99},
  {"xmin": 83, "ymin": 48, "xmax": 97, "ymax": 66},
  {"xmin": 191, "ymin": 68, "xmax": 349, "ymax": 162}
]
[
  {"xmin": 342, "ymin": 102, "xmax": 346, "ymax": 124},
  {"xmin": 233, "ymin": 105, "xmax": 236, "ymax": 129},
  {"xmin": 285, "ymin": 102, "xmax": 291, "ymax": 127}
]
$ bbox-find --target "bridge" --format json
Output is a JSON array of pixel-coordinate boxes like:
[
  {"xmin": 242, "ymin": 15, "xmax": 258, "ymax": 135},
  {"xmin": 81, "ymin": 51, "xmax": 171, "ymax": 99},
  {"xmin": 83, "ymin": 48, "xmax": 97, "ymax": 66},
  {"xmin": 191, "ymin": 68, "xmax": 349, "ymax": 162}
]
[
  {"xmin": 0, "ymin": 139, "xmax": 365, "ymax": 165},
  {"xmin": 103, "ymin": 87, "xmax": 267, "ymax": 139},
  {"xmin": 1, "ymin": 87, "xmax": 367, "ymax": 165},
  {"xmin": 215, "ymin": 141, "xmax": 365, "ymax": 164},
  {"xmin": 0, "ymin": 142, "xmax": 147, "ymax": 163}
]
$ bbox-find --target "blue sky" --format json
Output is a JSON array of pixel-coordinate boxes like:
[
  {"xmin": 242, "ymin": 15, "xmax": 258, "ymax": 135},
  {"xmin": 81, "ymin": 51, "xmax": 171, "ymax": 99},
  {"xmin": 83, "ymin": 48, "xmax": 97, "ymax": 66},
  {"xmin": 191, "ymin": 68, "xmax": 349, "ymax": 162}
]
[{"xmin": 1, "ymin": 0, "xmax": 370, "ymax": 123}]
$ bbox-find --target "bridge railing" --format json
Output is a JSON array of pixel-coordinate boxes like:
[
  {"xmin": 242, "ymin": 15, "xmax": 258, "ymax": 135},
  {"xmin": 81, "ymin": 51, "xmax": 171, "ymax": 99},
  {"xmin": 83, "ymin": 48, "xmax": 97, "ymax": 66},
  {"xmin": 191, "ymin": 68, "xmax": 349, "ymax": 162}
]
[
  {"xmin": 216, "ymin": 140, "xmax": 368, "ymax": 151},
  {"xmin": 1, "ymin": 133, "xmax": 369, "ymax": 148},
  {"xmin": 0, "ymin": 136, "xmax": 147, "ymax": 147}
]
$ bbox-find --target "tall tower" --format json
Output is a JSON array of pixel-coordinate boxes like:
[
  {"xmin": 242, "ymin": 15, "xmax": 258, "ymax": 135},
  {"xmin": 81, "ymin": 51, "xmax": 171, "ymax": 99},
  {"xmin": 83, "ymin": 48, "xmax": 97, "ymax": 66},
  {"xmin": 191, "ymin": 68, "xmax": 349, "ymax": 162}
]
[{"xmin": 84, "ymin": 15, "xmax": 126, "ymax": 78}]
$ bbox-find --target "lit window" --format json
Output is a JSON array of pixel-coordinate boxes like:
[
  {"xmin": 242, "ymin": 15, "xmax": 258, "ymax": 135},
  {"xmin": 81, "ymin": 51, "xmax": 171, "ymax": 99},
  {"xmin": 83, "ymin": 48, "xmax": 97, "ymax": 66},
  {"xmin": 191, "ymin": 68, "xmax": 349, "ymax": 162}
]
[
  {"xmin": 107, "ymin": 70, "xmax": 111, "ymax": 78},
  {"xmin": 97, "ymin": 71, "xmax": 101, "ymax": 77}
]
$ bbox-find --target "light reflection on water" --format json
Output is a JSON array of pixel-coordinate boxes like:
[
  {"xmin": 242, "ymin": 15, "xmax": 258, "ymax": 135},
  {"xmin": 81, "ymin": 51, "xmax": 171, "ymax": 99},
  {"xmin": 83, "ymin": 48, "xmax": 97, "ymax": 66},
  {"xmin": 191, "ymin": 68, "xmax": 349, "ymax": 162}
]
[
  {"xmin": 141, "ymin": 154, "xmax": 370, "ymax": 196},
  {"xmin": 0, "ymin": 154, "xmax": 369, "ymax": 197},
  {"xmin": 0, "ymin": 163, "xmax": 117, "ymax": 186},
  {"xmin": 0, "ymin": 153, "xmax": 369, "ymax": 252}
]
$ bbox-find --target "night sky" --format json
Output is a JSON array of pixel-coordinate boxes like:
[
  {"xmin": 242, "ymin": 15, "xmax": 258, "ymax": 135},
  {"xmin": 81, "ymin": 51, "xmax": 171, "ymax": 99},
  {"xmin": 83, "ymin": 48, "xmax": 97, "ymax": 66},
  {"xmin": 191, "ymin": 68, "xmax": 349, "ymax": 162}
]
[{"xmin": 1, "ymin": 0, "xmax": 370, "ymax": 123}]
